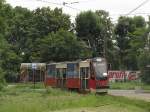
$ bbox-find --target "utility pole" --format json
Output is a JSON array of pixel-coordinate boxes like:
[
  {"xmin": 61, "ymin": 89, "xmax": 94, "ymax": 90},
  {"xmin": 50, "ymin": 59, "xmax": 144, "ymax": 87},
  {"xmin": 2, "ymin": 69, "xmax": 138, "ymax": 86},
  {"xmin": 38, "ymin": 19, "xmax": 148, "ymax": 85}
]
[
  {"xmin": 148, "ymin": 32, "xmax": 150, "ymax": 52},
  {"xmin": 103, "ymin": 18, "xmax": 109, "ymax": 59},
  {"xmin": 63, "ymin": 1, "xmax": 79, "ymax": 5},
  {"xmin": 145, "ymin": 32, "xmax": 150, "ymax": 51},
  {"xmin": 103, "ymin": 34, "xmax": 106, "ymax": 58}
]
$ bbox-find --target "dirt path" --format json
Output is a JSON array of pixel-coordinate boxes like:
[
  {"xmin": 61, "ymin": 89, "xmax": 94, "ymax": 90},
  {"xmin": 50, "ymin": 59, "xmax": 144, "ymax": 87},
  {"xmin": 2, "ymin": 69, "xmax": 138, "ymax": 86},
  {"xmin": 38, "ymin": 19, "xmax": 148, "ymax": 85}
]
[
  {"xmin": 108, "ymin": 90, "xmax": 150, "ymax": 102},
  {"xmin": 53, "ymin": 105, "xmax": 145, "ymax": 112}
]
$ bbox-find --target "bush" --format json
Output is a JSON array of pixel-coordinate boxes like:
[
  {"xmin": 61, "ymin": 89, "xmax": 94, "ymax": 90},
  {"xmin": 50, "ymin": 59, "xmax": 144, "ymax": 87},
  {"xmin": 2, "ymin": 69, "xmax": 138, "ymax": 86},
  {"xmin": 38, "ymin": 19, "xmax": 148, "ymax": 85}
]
[
  {"xmin": 138, "ymin": 51, "xmax": 150, "ymax": 84},
  {"xmin": 141, "ymin": 68, "xmax": 150, "ymax": 84},
  {"xmin": 0, "ymin": 68, "xmax": 6, "ymax": 90}
]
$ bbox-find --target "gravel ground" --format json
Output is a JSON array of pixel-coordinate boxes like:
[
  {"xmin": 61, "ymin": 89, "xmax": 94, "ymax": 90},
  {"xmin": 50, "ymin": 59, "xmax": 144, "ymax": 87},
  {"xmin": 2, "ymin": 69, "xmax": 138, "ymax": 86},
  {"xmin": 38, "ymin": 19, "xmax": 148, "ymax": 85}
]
[
  {"xmin": 53, "ymin": 105, "xmax": 145, "ymax": 112},
  {"xmin": 108, "ymin": 90, "xmax": 150, "ymax": 102}
]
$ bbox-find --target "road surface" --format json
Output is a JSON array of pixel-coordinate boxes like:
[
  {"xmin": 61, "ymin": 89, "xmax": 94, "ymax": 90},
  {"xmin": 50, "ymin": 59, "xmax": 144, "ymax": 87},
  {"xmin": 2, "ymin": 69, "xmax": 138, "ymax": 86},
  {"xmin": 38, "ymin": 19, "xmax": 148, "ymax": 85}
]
[{"xmin": 108, "ymin": 89, "xmax": 150, "ymax": 102}]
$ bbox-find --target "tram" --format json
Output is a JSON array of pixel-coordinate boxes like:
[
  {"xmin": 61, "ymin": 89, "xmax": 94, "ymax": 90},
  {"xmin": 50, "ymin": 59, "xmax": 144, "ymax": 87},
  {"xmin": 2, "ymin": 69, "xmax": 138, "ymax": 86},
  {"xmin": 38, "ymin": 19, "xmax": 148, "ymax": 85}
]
[{"xmin": 44, "ymin": 57, "xmax": 109, "ymax": 93}]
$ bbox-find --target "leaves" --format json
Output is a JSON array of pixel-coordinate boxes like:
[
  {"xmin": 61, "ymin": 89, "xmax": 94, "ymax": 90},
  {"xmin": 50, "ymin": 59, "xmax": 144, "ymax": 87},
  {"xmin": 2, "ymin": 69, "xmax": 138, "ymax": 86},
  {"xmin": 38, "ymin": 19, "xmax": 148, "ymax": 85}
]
[
  {"xmin": 38, "ymin": 30, "xmax": 91, "ymax": 62},
  {"xmin": 0, "ymin": 1, "xmax": 149, "ymax": 84},
  {"xmin": 138, "ymin": 52, "xmax": 150, "ymax": 84},
  {"xmin": 76, "ymin": 10, "xmax": 113, "ymax": 58},
  {"xmin": 114, "ymin": 16, "xmax": 148, "ymax": 70}
]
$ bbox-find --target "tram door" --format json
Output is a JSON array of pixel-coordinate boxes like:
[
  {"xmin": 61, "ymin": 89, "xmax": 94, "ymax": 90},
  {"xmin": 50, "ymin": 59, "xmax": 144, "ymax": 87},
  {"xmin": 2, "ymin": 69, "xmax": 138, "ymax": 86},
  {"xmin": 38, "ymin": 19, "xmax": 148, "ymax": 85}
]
[
  {"xmin": 56, "ymin": 63, "xmax": 67, "ymax": 88},
  {"xmin": 79, "ymin": 61, "xmax": 90, "ymax": 90}
]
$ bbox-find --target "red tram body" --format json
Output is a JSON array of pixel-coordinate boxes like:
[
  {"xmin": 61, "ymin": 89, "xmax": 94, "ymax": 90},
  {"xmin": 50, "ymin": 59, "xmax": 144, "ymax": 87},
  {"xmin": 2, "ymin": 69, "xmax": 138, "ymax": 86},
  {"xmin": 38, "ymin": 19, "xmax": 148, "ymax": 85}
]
[{"xmin": 45, "ymin": 57, "xmax": 109, "ymax": 93}]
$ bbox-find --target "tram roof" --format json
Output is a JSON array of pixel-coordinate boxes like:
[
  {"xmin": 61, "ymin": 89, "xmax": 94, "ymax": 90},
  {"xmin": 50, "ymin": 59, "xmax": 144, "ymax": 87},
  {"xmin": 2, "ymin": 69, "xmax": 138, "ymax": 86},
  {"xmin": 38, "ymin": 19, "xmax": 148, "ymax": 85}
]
[
  {"xmin": 20, "ymin": 63, "xmax": 46, "ymax": 69},
  {"xmin": 47, "ymin": 61, "xmax": 80, "ymax": 65},
  {"xmin": 47, "ymin": 60, "xmax": 90, "ymax": 68}
]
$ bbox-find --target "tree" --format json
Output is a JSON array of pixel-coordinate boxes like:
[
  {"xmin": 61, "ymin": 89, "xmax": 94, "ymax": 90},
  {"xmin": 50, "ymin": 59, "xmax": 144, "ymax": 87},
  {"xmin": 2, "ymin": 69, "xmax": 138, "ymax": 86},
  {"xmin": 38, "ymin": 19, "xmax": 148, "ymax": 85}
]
[
  {"xmin": 0, "ymin": 3, "xmax": 24, "ymax": 82},
  {"xmin": 38, "ymin": 30, "xmax": 92, "ymax": 62},
  {"xmin": 27, "ymin": 7, "xmax": 71, "ymax": 62},
  {"xmin": 138, "ymin": 17, "xmax": 150, "ymax": 84},
  {"xmin": 0, "ymin": 67, "xmax": 5, "ymax": 90},
  {"xmin": 5, "ymin": 6, "xmax": 33, "ymax": 63},
  {"xmin": 0, "ymin": 34, "xmax": 7, "ymax": 89},
  {"xmin": 138, "ymin": 51, "xmax": 150, "ymax": 84},
  {"xmin": 0, "ymin": 6, "xmax": 72, "ymax": 82},
  {"xmin": 115, "ymin": 16, "xmax": 147, "ymax": 70},
  {"xmin": 95, "ymin": 10, "xmax": 114, "ymax": 69},
  {"xmin": 76, "ymin": 10, "xmax": 113, "ymax": 58},
  {"xmin": 0, "ymin": 36, "xmax": 6, "ymax": 89},
  {"xmin": 32, "ymin": 7, "xmax": 71, "ymax": 37},
  {"xmin": 0, "ymin": 1, "xmax": 7, "ymax": 88},
  {"xmin": 115, "ymin": 17, "xmax": 133, "ymax": 69}
]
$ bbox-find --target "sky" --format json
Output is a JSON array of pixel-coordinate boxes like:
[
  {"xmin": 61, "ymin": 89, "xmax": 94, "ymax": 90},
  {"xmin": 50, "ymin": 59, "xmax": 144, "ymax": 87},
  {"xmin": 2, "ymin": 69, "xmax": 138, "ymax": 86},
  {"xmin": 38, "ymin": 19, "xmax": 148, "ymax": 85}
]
[{"xmin": 6, "ymin": 0, "xmax": 150, "ymax": 22}]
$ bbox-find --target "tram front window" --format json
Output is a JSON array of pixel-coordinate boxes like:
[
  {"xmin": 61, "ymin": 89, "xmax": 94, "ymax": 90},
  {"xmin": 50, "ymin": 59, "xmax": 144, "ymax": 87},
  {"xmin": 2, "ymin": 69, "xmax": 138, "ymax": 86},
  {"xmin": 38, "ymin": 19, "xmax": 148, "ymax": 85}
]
[{"xmin": 93, "ymin": 62, "xmax": 107, "ymax": 79}]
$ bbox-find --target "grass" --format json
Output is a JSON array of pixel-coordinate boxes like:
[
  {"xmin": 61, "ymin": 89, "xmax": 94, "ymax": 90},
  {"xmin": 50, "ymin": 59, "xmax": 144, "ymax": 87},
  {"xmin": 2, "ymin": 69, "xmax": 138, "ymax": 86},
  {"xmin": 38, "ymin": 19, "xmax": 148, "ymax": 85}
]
[
  {"xmin": 0, "ymin": 83, "xmax": 150, "ymax": 112},
  {"xmin": 110, "ymin": 81, "xmax": 150, "ymax": 90}
]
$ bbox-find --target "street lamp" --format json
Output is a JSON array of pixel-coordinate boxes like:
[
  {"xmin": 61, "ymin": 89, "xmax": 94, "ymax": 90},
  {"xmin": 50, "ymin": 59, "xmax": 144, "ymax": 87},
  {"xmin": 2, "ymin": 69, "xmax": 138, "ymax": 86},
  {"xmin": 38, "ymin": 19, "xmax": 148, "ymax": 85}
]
[{"xmin": 21, "ymin": 52, "xmax": 25, "ymax": 56}]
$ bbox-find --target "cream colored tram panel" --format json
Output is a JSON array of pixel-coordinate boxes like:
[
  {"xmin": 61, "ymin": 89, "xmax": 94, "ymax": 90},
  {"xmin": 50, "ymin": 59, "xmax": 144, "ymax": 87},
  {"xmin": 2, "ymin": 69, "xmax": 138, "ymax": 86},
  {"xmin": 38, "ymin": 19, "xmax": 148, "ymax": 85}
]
[
  {"xmin": 56, "ymin": 63, "xmax": 67, "ymax": 68},
  {"xmin": 79, "ymin": 61, "xmax": 90, "ymax": 67}
]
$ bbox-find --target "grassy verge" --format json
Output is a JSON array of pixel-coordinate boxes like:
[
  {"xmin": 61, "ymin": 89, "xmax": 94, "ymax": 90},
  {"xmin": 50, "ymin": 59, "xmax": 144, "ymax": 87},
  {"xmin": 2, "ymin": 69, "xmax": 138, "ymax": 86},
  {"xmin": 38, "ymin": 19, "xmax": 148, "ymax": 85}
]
[
  {"xmin": 0, "ymin": 83, "xmax": 150, "ymax": 112},
  {"xmin": 110, "ymin": 81, "xmax": 150, "ymax": 90}
]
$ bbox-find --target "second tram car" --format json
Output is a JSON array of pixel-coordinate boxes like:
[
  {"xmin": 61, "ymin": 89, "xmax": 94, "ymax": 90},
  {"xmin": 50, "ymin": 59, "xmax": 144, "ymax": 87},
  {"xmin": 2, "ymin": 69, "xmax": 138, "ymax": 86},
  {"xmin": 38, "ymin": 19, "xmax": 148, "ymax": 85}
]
[{"xmin": 45, "ymin": 57, "xmax": 109, "ymax": 93}]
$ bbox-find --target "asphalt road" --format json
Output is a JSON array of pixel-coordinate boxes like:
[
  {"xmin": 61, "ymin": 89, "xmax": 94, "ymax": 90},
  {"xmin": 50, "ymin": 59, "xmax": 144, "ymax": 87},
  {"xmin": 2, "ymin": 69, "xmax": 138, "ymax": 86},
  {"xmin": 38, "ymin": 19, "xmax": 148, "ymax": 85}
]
[{"xmin": 108, "ymin": 89, "xmax": 150, "ymax": 102}]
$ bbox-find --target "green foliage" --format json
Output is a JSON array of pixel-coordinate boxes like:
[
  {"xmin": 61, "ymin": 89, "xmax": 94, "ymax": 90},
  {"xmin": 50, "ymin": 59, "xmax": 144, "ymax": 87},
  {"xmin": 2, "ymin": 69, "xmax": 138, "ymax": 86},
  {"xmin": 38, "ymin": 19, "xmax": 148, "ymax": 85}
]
[
  {"xmin": 32, "ymin": 7, "xmax": 71, "ymax": 37},
  {"xmin": 0, "ymin": 3, "xmax": 73, "ymax": 82},
  {"xmin": 115, "ymin": 16, "xmax": 147, "ymax": 70},
  {"xmin": 0, "ymin": 34, "xmax": 7, "ymax": 89},
  {"xmin": 0, "ymin": 0, "xmax": 150, "ymax": 83},
  {"xmin": 0, "ymin": 84, "xmax": 150, "ymax": 112},
  {"xmin": 0, "ymin": 68, "xmax": 5, "ymax": 91},
  {"xmin": 38, "ymin": 30, "xmax": 92, "ymax": 62},
  {"xmin": 76, "ymin": 10, "xmax": 113, "ymax": 56},
  {"xmin": 76, "ymin": 10, "xmax": 114, "ymax": 69},
  {"xmin": 138, "ymin": 51, "xmax": 150, "ymax": 84}
]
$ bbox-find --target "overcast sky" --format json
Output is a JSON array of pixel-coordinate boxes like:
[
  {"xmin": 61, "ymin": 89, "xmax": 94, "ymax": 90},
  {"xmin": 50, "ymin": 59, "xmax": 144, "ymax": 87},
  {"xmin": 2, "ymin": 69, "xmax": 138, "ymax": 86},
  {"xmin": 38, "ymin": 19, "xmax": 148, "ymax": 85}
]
[{"xmin": 6, "ymin": 0, "xmax": 150, "ymax": 22}]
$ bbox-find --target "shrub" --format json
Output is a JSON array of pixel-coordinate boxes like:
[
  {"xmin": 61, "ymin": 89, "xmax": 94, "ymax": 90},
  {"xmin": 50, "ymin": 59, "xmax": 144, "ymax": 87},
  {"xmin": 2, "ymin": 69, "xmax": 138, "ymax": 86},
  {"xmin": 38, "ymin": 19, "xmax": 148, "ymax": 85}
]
[
  {"xmin": 0, "ymin": 68, "xmax": 6, "ymax": 90},
  {"xmin": 138, "ymin": 51, "xmax": 150, "ymax": 84}
]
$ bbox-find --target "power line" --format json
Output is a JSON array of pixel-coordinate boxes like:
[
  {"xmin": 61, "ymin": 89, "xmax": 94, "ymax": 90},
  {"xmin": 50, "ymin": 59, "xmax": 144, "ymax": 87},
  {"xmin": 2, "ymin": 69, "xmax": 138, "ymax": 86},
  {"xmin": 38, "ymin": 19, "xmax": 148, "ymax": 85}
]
[
  {"xmin": 35, "ymin": 0, "xmax": 150, "ymax": 22},
  {"xmin": 36, "ymin": 0, "xmax": 81, "ymax": 11},
  {"xmin": 64, "ymin": 0, "xmax": 92, "ymax": 4},
  {"xmin": 110, "ymin": 12, "xmax": 150, "ymax": 23},
  {"xmin": 126, "ymin": 0, "xmax": 150, "ymax": 15},
  {"xmin": 35, "ymin": 0, "xmax": 78, "ymax": 19},
  {"xmin": 63, "ymin": 1, "xmax": 79, "ymax": 5},
  {"xmin": 111, "ymin": 12, "xmax": 150, "ymax": 16},
  {"xmin": 36, "ymin": 0, "xmax": 62, "ymax": 5},
  {"xmin": 130, "ymin": 12, "xmax": 150, "ymax": 15},
  {"xmin": 64, "ymin": 4, "xmax": 81, "ymax": 11}
]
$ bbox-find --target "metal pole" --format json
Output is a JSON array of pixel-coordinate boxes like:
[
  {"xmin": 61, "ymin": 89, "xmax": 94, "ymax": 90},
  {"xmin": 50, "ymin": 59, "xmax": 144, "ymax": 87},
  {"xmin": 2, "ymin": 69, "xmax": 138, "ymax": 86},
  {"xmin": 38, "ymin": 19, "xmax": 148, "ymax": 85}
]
[
  {"xmin": 33, "ymin": 68, "xmax": 35, "ymax": 89},
  {"xmin": 148, "ymin": 33, "xmax": 150, "ymax": 52}
]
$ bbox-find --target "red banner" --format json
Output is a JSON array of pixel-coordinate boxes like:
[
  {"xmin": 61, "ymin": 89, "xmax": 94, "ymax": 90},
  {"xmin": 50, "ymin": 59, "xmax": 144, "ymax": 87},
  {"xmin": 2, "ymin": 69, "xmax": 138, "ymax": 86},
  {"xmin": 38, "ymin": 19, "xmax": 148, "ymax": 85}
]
[{"xmin": 108, "ymin": 71, "xmax": 139, "ymax": 81}]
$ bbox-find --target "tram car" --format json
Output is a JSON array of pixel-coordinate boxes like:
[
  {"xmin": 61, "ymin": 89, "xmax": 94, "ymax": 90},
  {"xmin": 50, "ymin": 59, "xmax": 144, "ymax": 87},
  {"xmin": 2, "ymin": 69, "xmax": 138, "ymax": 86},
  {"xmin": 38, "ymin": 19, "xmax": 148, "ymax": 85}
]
[
  {"xmin": 45, "ymin": 57, "xmax": 109, "ymax": 93},
  {"xmin": 20, "ymin": 63, "xmax": 46, "ymax": 82}
]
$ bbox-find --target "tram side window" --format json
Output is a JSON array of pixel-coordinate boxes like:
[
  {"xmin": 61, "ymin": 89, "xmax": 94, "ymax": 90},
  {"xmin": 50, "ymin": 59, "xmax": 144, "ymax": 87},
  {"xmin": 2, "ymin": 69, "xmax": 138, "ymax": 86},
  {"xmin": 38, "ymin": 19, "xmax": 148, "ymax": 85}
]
[
  {"xmin": 67, "ymin": 63, "xmax": 79, "ymax": 78},
  {"xmin": 47, "ymin": 65, "xmax": 56, "ymax": 78},
  {"xmin": 80, "ymin": 67, "xmax": 89, "ymax": 78},
  {"xmin": 56, "ymin": 68, "xmax": 67, "ymax": 78},
  {"xmin": 48, "ymin": 69, "xmax": 55, "ymax": 77}
]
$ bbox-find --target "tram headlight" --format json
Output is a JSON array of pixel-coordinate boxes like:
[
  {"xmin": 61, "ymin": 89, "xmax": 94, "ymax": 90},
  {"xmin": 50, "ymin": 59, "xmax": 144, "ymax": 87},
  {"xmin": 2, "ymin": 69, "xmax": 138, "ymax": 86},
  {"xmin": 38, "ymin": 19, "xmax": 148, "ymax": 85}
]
[{"xmin": 103, "ymin": 73, "xmax": 107, "ymax": 77}]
